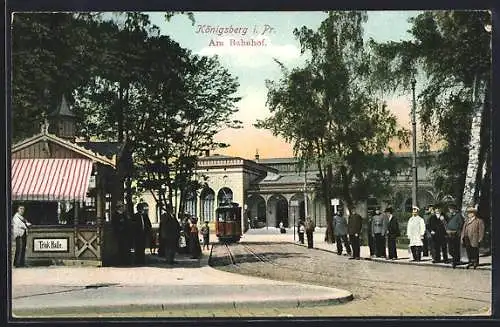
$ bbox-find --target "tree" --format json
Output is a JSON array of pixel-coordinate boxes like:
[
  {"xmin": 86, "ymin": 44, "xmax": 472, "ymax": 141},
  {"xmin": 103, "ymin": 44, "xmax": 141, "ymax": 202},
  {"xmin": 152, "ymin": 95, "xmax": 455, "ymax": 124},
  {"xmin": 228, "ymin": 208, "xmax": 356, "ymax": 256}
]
[
  {"xmin": 256, "ymin": 12, "xmax": 408, "ymax": 243},
  {"xmin": 369, "ymin": 11, "xmax": 491, "ymax": 218},
  {"xmin": 11, "ymin": 13, "xmax": 103, "ymax": 142},
  {"xmin": 134, "ymin": 54, "xmax": 241, "ymax": 218}
]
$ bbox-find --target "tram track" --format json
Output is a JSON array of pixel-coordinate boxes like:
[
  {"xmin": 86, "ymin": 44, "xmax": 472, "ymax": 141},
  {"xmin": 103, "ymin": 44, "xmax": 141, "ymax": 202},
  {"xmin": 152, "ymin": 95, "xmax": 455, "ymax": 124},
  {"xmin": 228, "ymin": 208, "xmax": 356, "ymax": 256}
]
[{"xmin": 211, "ymin": 242, "xmax": 490, "ymax": 303}]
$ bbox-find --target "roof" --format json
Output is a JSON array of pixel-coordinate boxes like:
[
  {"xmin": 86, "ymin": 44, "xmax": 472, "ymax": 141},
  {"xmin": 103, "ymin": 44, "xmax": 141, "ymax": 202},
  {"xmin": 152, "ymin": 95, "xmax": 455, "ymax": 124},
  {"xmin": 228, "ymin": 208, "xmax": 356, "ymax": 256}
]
[
  {"xmin": 76, "ymin": 142, "xmax": 123, "ymax": 159},
  {"xmin": 258, "ymin": 173, "xmax": 318, "ymax": 185},
  {"xmin": 49, "ymin": 95, "xmax": 75, "ymax": 118},
  {"xmin": 257, "ymin": 157, "xmax": 298, "ymax": 164},
  {"xmin": 12, "ymin": 131, "xmax": 115, "ymax": 167}
]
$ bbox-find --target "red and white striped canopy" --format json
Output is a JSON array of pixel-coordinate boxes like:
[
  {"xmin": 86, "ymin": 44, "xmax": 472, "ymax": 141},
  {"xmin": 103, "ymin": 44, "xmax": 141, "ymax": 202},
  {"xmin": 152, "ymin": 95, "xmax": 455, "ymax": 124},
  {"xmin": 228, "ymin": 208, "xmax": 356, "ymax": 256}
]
[{"xmin": 11, "ymin": 159, "xmax": 93, "ymax": 201}]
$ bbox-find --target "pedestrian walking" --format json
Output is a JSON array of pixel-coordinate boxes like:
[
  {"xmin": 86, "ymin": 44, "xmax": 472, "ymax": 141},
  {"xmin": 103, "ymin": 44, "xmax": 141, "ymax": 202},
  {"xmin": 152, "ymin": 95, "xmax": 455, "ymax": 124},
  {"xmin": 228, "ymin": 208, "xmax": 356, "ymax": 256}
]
[
  {"xmin": 371, "ymin": 209, "xmax": 387, "ymax": 258},
  {"xmin": 429, "ymin": 205, "xmax": 448, "ymax": 263},
  {"xmin": 347, "ymin": 209, "xmax": 362, "ymax": 260},
  {"xmin": 333, "ymin": 212, "xmax": 351, "ymax": 256},
  {"xmin": 130, "ymin": 202, "xmax": 152, "ymax": 265},
  {"xmin": 385, "ymin": 207, "xmax": 400, "ymax": 260},
  {"xmin": 407, "ymin": 206, "xmax": 426, "ymax": 262},
  {"xmin": 111, "ymin": 201, "xmax": 131, "ymax": 266},
  {"xmin": 12, "ymin": 205, "xmax": 31, "ymax": 268},
  {"xmin": 200, "ymin": 221, "xmax": 210, "ymax": 251},
  {"xmin": 160, "ymin": 205, "xmax": 181, "ymax": 264},
  {"xmin": 279, "ymin": 221, "xmax": 286, "ymax": 234},
  {"xmin": 446, "ymin": 204, "xmax": 464, "ymax": 268},
  {"xmin": 305, "ymin": 217, "xmax": 315, "ymax": 248},
  {"xmin": 461, "ymin": 207, "xmax": 485, "ymax": 269},
  {"xmin": 298, "ymin": 220, "xmax": 305, "ymax": 244}
]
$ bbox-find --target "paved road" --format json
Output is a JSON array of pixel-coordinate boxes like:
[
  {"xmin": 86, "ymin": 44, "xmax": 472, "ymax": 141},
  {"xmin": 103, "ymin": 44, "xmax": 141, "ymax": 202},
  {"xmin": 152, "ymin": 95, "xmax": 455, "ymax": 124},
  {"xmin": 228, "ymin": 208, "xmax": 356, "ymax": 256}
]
[{"xmin": 211, "ymin": 241, "xmax": 491, "ymax": 316}]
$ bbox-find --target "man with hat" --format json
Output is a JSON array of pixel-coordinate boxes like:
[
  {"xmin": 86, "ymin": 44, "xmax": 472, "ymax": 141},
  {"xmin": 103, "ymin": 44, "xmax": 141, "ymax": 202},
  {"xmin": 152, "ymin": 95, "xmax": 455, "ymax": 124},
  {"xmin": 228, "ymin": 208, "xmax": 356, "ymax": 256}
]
[
  {"xmin": 446, "ymin": 204, "xmax": 464, "ymax": 268},
  {"xmin": 429, "ymin": 205, "xmax": 448, "ymax": 263},
  {"xmin": 422, "ymin": 204, "xmax": 435, "ymax": 257},
  {"xmin": 406, "ymin": 206, "xmax": 426, "ymax": 261},
  {"xmin": 347, "ymin": 208, "xmax": 363, "ymax": 260},
  {"xmin": 385, "ymin": 207, "xmax": 400, "ymax": 260},
  {"xmin": 371, "ymin": 208, "xmax": 387, "ymax": 258},
  {"xmin": 130, "ymin": 202, "xmax": 152, "ymax": 265},
  {"xmin": 159, "ymin": 204, "xmax": 181, "ymax": 264},
  {"xmin": 111, "ymin": 201, "xmax": 131, "ymax": 266},
  {"xmin": 461, "ymin": 206, "xmax": 484, "ymax": 269}
]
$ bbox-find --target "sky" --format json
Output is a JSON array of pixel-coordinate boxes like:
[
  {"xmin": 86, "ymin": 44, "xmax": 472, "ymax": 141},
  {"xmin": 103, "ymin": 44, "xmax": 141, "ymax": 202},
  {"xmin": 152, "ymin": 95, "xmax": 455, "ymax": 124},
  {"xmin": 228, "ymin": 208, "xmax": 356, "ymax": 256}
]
[{"xmin": 147, "ymin": 11, "xmax": 425, "ymax": 160}]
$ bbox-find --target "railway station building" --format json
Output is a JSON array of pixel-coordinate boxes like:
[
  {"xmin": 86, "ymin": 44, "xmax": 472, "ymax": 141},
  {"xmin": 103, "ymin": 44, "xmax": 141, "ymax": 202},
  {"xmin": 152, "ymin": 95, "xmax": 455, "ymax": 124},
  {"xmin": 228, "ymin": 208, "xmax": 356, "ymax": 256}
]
[{"xmin": 142, "ymin": 150, "xmax": 447, "ymax": 230}]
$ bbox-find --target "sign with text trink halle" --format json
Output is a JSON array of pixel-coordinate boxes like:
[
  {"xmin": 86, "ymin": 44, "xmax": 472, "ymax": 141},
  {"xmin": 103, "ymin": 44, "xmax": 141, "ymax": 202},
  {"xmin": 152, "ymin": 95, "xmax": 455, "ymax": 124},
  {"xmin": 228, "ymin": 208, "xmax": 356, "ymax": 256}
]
[{"xmin": 33, "ymin": 238, "xmax": 69, "ymax": 252}]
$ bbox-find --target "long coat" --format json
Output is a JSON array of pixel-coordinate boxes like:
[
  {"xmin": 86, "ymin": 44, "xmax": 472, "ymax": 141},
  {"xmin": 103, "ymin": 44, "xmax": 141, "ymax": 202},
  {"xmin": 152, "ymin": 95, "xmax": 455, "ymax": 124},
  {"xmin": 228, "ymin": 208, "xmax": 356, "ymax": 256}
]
[
  {"xmin": 333, "ymin": 215, "xmax": 348, "ymax": 236},
  {"xmin": 429, "ymin": 214, "xmax": 446, "ymax": 241},
  {"xmin": 387, "ymin": 215, "xmax": 400, "ymax": 238},
  {"xmin": 406, "ymin": 215, "xmax": 426, "ymax": 247},
  {"xmin": 347, "ymin": 214, "xmax": 362, "ymax": 235},
  {"xmin": 371, "ymin": 214, "xmax": 387, "ymax": 236},
  {"xmin": 160, "ymin": 213, "xmax": 181, "ymax": 249},
  {"xmin": 461, "ymin": 216, "xmax": 485, "ymax": 248}
]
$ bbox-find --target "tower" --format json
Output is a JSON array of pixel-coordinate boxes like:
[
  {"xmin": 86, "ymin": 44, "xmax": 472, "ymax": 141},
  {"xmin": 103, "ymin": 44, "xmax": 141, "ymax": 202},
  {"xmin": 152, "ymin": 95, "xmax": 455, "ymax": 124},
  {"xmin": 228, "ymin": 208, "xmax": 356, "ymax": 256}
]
[{"xmin": 49, "ymin": 95, "xmax": 76, "ymax": 141}]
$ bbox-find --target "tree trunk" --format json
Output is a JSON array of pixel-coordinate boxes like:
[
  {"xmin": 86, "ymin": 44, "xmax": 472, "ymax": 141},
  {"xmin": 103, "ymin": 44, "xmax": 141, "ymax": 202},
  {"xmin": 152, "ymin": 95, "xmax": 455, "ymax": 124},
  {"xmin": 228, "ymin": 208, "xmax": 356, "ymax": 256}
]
[
  {"xmin": 323, "ymin": 163, "xmax": 334, "ymax": 243},
  {"xmin": 461, "ymin": 77, "xmax": 487, "ymax": 213}
]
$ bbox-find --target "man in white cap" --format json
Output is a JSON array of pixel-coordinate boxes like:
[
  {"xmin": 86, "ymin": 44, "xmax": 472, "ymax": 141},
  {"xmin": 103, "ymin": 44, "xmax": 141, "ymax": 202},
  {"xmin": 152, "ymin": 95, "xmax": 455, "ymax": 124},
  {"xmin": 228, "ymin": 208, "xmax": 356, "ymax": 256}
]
[{"xmin": 407, "ymin": 206, "xmax": 426, "ymax": 261}]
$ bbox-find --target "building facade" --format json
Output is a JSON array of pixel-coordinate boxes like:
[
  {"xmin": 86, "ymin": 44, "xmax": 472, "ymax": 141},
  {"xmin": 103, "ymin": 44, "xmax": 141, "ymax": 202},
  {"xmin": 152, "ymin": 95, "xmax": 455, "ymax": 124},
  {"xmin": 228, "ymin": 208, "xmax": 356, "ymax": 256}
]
[{"xmin": 141, "ymin": 151, "xmax": 449, "ymax": 231}]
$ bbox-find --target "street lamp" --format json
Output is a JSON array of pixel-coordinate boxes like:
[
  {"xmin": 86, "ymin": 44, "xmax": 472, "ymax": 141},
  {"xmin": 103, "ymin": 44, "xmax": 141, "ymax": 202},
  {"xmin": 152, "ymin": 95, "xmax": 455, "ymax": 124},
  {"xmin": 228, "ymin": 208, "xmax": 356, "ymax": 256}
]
[
  {"xmin": 290, "ymin": 200, "xmax": 299, "ymax": 241},
  {"xmin": 411, "ymin": 76, "xmax": 419, "ymax": 208}
]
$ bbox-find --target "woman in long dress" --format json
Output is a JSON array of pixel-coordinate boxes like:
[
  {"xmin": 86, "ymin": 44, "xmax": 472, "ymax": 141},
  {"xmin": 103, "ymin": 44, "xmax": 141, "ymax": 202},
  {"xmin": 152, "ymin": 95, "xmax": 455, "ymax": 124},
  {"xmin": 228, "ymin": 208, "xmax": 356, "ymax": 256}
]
[{"xmin": 189, "ymin": 217, "xmax": 202, "ymax": 259}]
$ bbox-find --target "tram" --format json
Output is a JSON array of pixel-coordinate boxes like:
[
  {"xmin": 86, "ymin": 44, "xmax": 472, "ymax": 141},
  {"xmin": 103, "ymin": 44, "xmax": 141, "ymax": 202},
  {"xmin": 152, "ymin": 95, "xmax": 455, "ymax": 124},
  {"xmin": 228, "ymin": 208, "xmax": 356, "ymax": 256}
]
[{"xmin": 215, "ymin": 201, "xmax": 242, "ymax": 243}]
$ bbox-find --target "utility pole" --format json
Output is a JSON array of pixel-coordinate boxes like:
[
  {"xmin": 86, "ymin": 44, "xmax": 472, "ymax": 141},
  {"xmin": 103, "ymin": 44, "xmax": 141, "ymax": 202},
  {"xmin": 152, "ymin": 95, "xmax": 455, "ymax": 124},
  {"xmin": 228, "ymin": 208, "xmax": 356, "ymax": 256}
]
[
  {"xmin": 411, "ymin": 77, "xmax": 419, "ymax": 208},
  {"xmin": 304, "ymin": 168, "xmax": 308, "ymax": 219}
]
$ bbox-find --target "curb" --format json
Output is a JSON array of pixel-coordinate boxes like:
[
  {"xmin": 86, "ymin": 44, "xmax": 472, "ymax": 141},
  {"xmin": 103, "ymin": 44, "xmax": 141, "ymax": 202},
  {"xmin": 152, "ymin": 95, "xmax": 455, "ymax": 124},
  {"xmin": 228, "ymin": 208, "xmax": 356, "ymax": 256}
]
[
  {"xmin": 291, "ymin": 242, "xmax": 492, "ymax": 271},
  {"xmin": 13, "ymin": 293, "xmax": 354, "ymax": 316}
]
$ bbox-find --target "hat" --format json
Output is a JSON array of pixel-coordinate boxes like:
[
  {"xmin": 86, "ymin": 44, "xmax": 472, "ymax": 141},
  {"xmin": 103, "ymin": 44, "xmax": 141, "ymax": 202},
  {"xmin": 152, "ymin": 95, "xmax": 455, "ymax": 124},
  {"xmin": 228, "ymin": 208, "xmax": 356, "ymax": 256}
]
[
  {"xmin": 466, "ymin": 206, "xmax": 478, "ymax": 213},
  {"xmin": 384, "ymin": 207, "xmax": 393, "ymax": 214}
]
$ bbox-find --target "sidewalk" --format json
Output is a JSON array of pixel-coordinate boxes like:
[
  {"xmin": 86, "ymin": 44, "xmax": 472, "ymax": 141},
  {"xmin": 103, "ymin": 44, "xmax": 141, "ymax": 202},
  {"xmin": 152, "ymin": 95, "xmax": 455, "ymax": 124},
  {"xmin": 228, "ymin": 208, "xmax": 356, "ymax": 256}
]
[
  {"xmin": 12, "ymin": 249, "xmax": 352, "ymax": 316},
  {"xmin": 244, "ymin": 228, "xmax": 492, "ymax": 270}
]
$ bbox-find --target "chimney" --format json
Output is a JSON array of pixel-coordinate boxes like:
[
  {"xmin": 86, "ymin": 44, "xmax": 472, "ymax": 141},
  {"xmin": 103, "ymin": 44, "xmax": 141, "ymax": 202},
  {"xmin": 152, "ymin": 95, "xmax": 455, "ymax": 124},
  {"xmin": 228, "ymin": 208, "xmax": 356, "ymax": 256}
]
[{"xmin": 255, "ymin": 149, "xmax": 260, "ymax": 162}]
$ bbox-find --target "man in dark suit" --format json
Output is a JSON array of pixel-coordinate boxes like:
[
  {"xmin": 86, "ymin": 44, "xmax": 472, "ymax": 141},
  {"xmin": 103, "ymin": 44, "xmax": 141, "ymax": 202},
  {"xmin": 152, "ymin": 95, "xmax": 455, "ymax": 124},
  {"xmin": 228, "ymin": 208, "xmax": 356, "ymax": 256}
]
[
  {"xmin": 160, "ymin": 204, "xmax": 181, "ymax": 264},
  {"xmin": 111, "ymin": 201, "xmax": 131, "ymax": 266},
  {"xmin": 131, "ymin": 202, "xmax": 152, "ymax": 265},
  {"xmin": 429, "ymin": 205, "xmax": 448, "ymax": 263},
  {"xmin": 347, "ymin": 209, "xmax": 362, "ymax": 260},
  {"xmin": 385, "ymin": 207, "xmax": 400, "ymax": 260},
  {"xmin": 446, "ymin": 204, "xmax": 464, "ymax": 268}
]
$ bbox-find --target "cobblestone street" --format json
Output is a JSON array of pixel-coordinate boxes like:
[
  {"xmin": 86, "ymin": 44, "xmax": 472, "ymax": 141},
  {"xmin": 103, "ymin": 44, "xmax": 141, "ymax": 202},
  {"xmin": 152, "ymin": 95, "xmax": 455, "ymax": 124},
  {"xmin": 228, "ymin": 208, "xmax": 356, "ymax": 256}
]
[{"xmin": 209, "ymin": 242, "xmax": 491, "ymax": 317}]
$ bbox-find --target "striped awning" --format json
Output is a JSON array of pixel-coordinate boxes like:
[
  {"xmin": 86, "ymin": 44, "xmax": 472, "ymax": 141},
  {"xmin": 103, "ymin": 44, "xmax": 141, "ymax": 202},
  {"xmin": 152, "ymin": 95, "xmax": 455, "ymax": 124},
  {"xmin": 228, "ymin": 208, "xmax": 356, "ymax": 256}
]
[{"xmin": 11, "ymin": 159, "xmax": 93, "ymax": 201}]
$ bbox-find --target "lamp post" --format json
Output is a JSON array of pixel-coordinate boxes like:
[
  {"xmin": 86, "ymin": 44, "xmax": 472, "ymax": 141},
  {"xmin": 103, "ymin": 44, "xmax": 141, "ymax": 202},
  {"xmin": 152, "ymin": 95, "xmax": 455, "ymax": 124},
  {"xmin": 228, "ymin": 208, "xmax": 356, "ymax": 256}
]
[
  {"xmin": 411, "ymin": 76, "xmax": 419, "ymax": 208},
  {"xmin": 290, "ymin": 200, "xmax": 299, "ymax": 241},
  {"xmin": 304, "ymin": 169, "xmax": 308, "ymax": 219}
]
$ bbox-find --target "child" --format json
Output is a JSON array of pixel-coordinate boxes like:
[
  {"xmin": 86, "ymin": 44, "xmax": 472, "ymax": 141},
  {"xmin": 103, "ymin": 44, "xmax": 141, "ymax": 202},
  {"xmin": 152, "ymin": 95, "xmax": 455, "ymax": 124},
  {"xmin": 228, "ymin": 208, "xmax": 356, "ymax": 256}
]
[{"xmin": 200, "ymin": 221, "xmax": 210, "ymax": 251}]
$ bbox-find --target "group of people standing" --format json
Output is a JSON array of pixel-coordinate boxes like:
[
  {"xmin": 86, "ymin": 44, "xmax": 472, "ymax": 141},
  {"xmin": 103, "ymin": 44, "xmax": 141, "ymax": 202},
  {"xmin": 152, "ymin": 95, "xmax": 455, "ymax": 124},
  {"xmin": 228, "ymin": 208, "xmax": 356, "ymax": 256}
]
[
  {"xmin": 366, "ymin": 203, "xmax": 485, "ymax": 269},
  {"xmin": 112, "ymin": 201, "xmax": 207, "ymax": 266}
]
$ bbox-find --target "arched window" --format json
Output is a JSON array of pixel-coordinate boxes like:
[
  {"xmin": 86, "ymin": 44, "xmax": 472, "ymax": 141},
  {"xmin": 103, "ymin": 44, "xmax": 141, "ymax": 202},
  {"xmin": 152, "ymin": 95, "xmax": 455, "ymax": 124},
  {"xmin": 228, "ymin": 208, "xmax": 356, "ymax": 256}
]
[
  {"xmin": 201, "ymin": 189, "xmax": 215, "ymax": 222},
  {"xmin": 185, "ymin": 191, "xmax": 197, "ymax": 216},
  {"xmin": 218, "ymin": 187, "xmax": 233, "ymax": 204}
]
